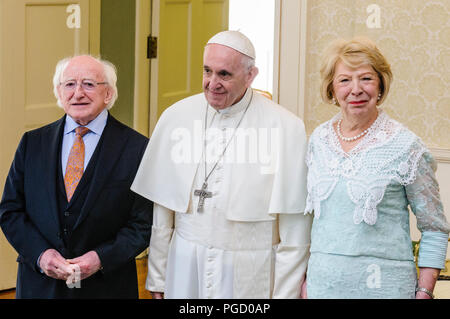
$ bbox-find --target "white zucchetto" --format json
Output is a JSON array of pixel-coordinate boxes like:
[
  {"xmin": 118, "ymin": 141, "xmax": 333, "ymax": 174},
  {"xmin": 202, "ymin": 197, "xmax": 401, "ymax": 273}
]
[{"xmin": 206, "ymin": 30, "xmax": 256, "ymax": 59}]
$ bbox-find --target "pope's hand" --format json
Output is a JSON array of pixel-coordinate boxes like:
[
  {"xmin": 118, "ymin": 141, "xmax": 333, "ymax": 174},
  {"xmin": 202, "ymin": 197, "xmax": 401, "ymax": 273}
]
[
  {"xmin": 39, "ymin": 249, "xmax": 74, "ymax": 280},
  {"xmin": 151, "ymin": 292, "xmax": 164, "ymax": 299},
  {"xmin": 66, "ymin": 250, "xmax": 102, "ymax": 280},
  {"xmin": 300, "ymin": 279, "xmax": 307, "ymax": 299}
]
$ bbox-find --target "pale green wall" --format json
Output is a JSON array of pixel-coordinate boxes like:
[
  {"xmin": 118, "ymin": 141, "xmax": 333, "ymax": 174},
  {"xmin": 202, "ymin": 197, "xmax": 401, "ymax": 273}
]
[{"xmin": 100, "ymin": 0, "xmax": 135, "ymax": 127}]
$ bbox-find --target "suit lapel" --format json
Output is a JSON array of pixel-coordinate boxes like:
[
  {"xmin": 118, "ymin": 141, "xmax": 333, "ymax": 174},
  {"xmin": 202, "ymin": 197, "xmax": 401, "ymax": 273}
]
[
  {"xmin": 73, "ymin": 114, "xmax": 129, "ymax": 230},
  {"xmin": 42, "ymin": 116, "xmax": 66, "ymax": 229}
]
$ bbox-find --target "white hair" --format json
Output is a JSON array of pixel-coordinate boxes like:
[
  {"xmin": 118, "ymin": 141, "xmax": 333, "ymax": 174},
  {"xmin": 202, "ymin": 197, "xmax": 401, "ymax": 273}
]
[
  {"xmin": 241, "ymin": 54, "xmax": 255, "ymax": 71},
  {"xmin": 52, "ymin": 55, "xmax": 118, "ymax": 109}
]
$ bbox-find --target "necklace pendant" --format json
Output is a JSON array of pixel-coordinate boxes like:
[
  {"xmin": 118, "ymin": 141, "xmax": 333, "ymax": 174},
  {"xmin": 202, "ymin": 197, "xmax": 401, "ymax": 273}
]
[{"xmin": 194, "ymin": 182, "xmax": 213, "ymax": 212}]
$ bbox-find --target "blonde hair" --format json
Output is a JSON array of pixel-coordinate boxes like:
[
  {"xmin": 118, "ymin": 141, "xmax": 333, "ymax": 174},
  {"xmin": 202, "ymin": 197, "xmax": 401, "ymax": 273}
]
[{"xmin": 320, "ymin": 37, "xmax": 392, "ymax": 106}]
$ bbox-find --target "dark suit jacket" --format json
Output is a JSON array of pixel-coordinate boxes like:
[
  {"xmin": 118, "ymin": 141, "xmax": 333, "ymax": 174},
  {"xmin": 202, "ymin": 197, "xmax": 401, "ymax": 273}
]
[{"xmin": 0, "ymin": 113, "xmax": 152, "ymax": 298}]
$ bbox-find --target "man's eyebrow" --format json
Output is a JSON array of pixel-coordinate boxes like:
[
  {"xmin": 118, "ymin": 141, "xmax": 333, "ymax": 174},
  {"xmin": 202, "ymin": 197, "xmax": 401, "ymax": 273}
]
[
  {"xmin": 218, "ymin": 69, "xmax": 232, "ymax": 75},
  {"xmin": 203, "ymin": 66, "xmax": 232, "ymax": 76}
]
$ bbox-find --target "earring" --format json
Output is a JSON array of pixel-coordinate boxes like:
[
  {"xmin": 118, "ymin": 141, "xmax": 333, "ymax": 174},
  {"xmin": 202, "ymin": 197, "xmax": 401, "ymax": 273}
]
[
  {"xmin": 377, "ymin": 93, "xmax": 381, "ymax": 101},
  {"xmin": 332, "ymin": 97, "xmax": 337, "ymax": 105}
]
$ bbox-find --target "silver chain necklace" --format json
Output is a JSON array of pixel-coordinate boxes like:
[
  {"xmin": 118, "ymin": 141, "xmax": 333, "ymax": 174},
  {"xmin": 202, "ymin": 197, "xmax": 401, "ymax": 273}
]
[{"xmin": 194, "ymin": 90, "xmax": 253, "ymax": 212}]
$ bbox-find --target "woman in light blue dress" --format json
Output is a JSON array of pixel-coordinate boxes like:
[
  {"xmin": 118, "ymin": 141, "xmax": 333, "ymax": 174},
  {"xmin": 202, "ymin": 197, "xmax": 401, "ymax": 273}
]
[{"xmin": 304, "ymin": 37, "xmax": 449, "ymax": 299}]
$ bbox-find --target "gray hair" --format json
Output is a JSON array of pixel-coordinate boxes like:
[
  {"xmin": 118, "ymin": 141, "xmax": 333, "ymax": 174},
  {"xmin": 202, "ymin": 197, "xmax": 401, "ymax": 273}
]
[
  {"xmin": 241, "ymin": 54, "xmax": 256, "ymax": 72},
  {"xmin": 53, "ymin": 55, "xmax": 119, "ymax": 109}
]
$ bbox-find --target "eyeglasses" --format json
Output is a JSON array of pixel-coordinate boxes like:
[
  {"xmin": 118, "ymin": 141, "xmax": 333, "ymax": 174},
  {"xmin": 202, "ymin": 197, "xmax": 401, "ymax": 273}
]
[{"xmin": 60, "ymin": 79, "xmax": 108, "ymax": 91}]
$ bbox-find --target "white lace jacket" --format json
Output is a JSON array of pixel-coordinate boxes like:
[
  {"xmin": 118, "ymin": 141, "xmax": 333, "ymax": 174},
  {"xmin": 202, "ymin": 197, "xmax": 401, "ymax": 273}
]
[{"xmin": 305, "ymin": 110, "xmax": 449, "ymax": 233}]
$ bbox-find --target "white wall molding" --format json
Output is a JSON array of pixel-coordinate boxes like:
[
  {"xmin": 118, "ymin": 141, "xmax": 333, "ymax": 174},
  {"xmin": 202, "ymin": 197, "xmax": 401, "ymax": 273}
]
[
  {"xmin": 274, "ymin": 0, "xmax": 308, "ymax": 119},
  {"xmin": 430, "ymin": 147, "xmax": 450, "ymax": 164}
]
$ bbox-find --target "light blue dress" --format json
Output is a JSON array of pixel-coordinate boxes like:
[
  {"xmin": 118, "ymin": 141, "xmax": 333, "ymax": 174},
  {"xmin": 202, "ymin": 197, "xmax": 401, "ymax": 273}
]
[{"xmin": 305, "ymin": 110, "xmax": 449, "ymax": 299}]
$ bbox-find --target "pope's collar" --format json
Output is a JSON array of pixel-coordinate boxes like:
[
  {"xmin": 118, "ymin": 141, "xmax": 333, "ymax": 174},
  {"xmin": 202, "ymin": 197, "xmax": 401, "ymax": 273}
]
[{"xmin": 207, "ymin": 88, "xmax": 253, "ymax": 116}]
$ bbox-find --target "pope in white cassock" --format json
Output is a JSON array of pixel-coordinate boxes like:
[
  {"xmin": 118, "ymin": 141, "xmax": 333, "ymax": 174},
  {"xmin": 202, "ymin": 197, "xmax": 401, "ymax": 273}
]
[{"xmin": 131, "ymin": 31, "xmax": 312, "ymax": 299}]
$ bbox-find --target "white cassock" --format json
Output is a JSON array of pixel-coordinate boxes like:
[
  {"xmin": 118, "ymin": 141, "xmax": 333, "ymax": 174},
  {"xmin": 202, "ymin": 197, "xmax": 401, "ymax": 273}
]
[{"xmin": 131, "ymin": 88, "xmax": 312, "ymax": 298}]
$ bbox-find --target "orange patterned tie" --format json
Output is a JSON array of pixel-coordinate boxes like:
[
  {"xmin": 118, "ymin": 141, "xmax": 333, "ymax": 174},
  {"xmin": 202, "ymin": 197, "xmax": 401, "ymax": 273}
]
[{"xmin": 64, "ymin": 126, "xmax": 90, "ymax": 202}]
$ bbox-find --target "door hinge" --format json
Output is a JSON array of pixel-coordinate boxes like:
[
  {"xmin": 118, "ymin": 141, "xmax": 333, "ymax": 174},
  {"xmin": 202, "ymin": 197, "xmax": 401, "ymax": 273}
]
[{"xmin": 147, "ymin": 36, "xmax": 157, "ymax": 59}]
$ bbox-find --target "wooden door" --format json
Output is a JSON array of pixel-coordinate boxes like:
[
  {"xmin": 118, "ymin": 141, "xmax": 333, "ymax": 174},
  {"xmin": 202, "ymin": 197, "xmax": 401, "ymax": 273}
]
[
  {"xmin": 149, "ymin": 0, "xmax": 229, "ymax": 133},
  {"xmin": 0, "ymin": 0, "xmax": 99, "ymax": 291}
]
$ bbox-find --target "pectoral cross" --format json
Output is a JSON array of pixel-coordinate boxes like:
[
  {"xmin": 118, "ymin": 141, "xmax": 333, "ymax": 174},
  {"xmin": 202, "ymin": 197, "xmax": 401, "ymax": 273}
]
[{"xmin": 194, "ymin": 182, "xmax": 212, "ymax": 212}]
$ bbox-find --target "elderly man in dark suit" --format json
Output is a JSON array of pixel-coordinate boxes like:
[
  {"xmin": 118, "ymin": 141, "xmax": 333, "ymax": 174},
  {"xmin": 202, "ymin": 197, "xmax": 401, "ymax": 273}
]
[{"xmin": 0, "ymin": 55, "xmax": 152, "ymax": 298}]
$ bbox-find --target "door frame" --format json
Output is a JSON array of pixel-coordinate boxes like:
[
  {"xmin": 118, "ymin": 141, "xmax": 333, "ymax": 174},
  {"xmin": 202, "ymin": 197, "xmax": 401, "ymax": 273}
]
[
  {"xmin": 273, "ymin": 0, "xmax": 308, "ymax": 118},
  {"xmin": 89, "ymin": 0, "xmax": 101, "ymax": 56},
  {"xmin": 133, "ymin": 0, "xmax": 151, "ymax": 137}
]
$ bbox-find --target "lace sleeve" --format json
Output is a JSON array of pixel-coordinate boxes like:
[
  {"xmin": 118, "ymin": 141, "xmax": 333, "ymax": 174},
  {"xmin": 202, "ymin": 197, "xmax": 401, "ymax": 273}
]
[
  {"xmin": 305, "ymin": 133, "xmax": 314, "ymax": 169},
  {"xmin": 405, "ymin": 152, "xmax": 450, "ymax": 234}
]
